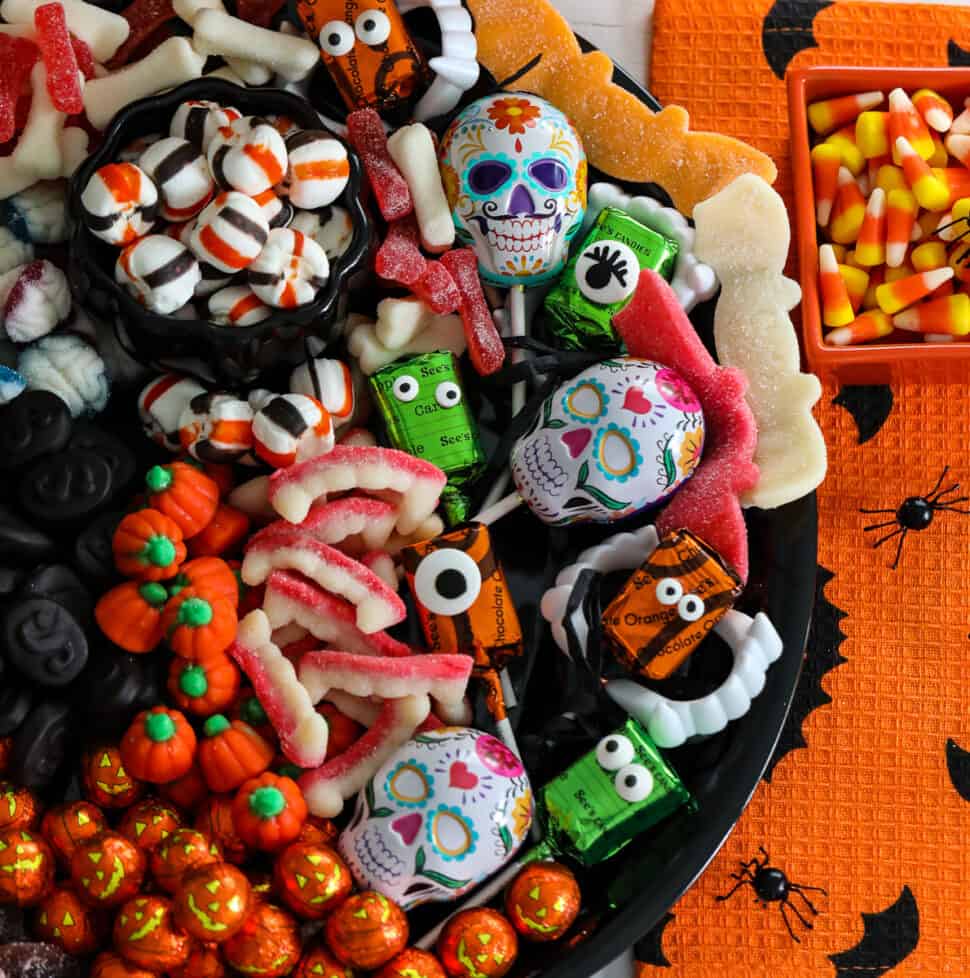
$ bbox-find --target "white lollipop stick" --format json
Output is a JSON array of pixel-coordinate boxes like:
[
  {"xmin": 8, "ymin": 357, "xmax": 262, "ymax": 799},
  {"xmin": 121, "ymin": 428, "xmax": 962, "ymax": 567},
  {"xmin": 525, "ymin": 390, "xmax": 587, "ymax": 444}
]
[
  {"xmin": 192, "ymin": 9, "xmax": 318, "ymax": 82},
  {"xmin": 83, "ymin": 37, "xmax": 205, "ymax": 130},
  {"xmin": 473, "ymin": 492, "xmax": 523, "ymax": 526}
]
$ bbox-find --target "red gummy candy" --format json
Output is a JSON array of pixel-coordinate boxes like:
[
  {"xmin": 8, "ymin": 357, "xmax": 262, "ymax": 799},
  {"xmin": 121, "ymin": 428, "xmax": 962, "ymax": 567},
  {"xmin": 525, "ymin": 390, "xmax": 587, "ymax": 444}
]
[
  {"xmin": 412, "ymin": 260, "xmax": 460, "ymax": 314},
  {"xmin": 346, "ymin": 108, "xmax": 413, "ymax": 222},
  {"xmin": 0, "ymin": 36, "xmax": 39, "ymax": 144},
  {"xmin": 612, "ymin": 269, "xmax": 759, "ymax": 582},
  {"xmin": 107, "ymin": 0, "xmax": 176, "ymax": 68},
  {"xmin": 440, "ymin": 248, "xmax": 505, "ymax": 376},
  {"xmin": 69, "ymin": 35, "xmax": 96, "ymax": 80},
  {"xmin": 34, "ymin": 3, "xmax": 84, "ymax": 115},
  {"xmin": 375, "ymin": 216, "xmax": 427, "ymax": 286}
]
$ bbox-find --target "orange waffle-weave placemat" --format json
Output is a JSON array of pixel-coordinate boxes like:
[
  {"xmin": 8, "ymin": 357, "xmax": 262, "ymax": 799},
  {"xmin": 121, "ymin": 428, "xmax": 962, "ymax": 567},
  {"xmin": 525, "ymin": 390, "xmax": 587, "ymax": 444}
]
[{"xmin": 639, "ymin": 2, "xmax": 970, "ymax": 975}]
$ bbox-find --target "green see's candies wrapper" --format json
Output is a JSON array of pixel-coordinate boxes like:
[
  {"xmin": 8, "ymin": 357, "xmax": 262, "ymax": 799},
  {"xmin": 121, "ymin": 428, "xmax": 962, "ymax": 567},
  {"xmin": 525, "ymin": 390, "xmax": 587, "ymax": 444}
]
[
  {"xmin": 370, "ymin": 351, "xmax": 485, "ymax": 522},
  {"xmin": 544, "ymin": 207, "xmax": 679, "ymax": 351},
  {"xmin": 538, "ymin": 719, "xmax": 691, "ymax": 865}
]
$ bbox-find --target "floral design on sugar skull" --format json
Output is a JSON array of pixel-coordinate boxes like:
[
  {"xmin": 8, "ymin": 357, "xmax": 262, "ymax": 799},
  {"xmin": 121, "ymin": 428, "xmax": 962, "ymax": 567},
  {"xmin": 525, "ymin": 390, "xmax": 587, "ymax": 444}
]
[
  {"xmin": 439, "ymin": 93, "xmax": 587, "ymax": 287},
  {"xmin": 337, "ymin": 728, "xmax": 532, "ymax": 910},
  {"xmin": 510, "ymin": 358, "xmax": 705, "ymax": 526}
]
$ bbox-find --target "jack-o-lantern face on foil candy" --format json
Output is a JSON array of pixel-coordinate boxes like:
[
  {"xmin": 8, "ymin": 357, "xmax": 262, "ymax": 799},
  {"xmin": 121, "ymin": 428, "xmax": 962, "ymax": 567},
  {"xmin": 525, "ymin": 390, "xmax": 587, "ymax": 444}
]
[{"xmin": 295, "ymin": 0, "xmax": 428, "ymax": 114}]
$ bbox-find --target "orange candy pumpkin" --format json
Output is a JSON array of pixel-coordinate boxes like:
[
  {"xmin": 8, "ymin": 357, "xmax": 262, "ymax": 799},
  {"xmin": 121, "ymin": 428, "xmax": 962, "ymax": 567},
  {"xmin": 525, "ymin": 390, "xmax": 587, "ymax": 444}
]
[
  {"xmin": 160, "ymin": 764, "xmax": 210, "ymax": 814},
  {"xmin": 375, "ymin": 949, "xmax": 448, "ymax": 978},
  {"xmin": 82, "ymin": 745, "xmax": 144, "ymax": 809},
  {"xmin": 0, "ymin": 781, "xmax": 39, "ymax": 831},
  {"xmin": 197, "ymin": 716, "xmax": 273, "ymax": 793},
  {"xmin": 70, "ymin": 831, "xmax": 146, "ymax": 909},
  {"xmin": 41, "ymin": 801, "xmax": 108, "ymax": 867},
  {"xmin": 90, "ymin": 950, "xmax": 157, "ymax": 978},
  {"xmin": 169, "ymin": 653, "xmax": 242, "ymax": 717},
  {"xmin": 292, "ymin": 942, "xmax": 356, "ymax": 978},
  {"xmin": 113, "ymin": 508, "xmax": 187, "ymax": 581},
  {"xmin": 325, "ymin": 891, "xmax": 409, "ymax": 971},
  {"xmin": 273, "ymin": 842, "xmax": 351, "ymax": 920},
  {"xmin": 0, "ymin": 828, "xmax": 54, "ymax": 906},
  {"xmin": 34, "ymin": 884, "xmax": 105, "ymax": 954},
  {"xmin": 145, "ymin": 463, "xmax": 220, "ymax": 539},
  {"xmin": 232, "ymin": 773, "xmax": 307, "ymax": 852},
  {"xmin": 169, "ymin": 557, "xmax": 239, "ymax": 609},
  {"xmin": 173, "ymin": 862, "xmax": 251, "ymax": 942},
  {"xmin": 163, "ymin": 589, "xmax": 238, "ymax": 660},
  {"xmin": 188, "ymin": 503, "xmax": 250, "ymax": 557},
  {"xmin": 118, "ymin": 797, "xmax": 183, "ymax": 852},
  {"xmin": 194, "ymin": 795, "xmax": 248, "ymax": 864},
  {"xmin": 95, "ymin": 581, "xmax": 169, "ymax": 653},
  {"xmin": 169, "ymin": 943, "xmax": 227, "ymax": 978},
  {"xmin": 121, "ymin": 707, "xmax": 197, "ymax": 784},
  {"xmin": 436, "ymin": 909, "xmax": 518, "ymax": 978},
  {"xmin": 114, "ymin": 894, "xmax": 192, "ymax": 972},
  {"xmin": 151, "ymin": 827, "xmax": 222, "ymax": 894},
  {"xmin": 222, "ymin": 900, "xmax": 301, "ymax": 978}
]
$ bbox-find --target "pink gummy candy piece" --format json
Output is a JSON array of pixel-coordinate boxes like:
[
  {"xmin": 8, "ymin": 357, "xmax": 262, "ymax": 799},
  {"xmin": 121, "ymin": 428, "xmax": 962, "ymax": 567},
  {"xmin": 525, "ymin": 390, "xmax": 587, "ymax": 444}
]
[
  {"xmin": 612, "ymin": 269, "xmax": 759, "ymax": 581},
  {"xmin": 0, "ymin": 36, "xmax": 39, "ymax": 144},
  {"xmin": 34, "ymin": 3, "xmax": 83, "ymax": 115},
  {"xmin": 346, "ymin": 108, "xmax": 413, "ymax": 222},
  {"xmin": 412, "ymin": 259, "xmax": 460, "ymax": 315},
  {"xmin": 440, "ymin": 248, "xmax": 505, "ymax": 376},
  {"xmin": 374, "ymin": 215, "xmax": 427, "ymax": 286},
  {"xmin": 69, "ymin": 34, "xmax": 96, "ymax": 80}
]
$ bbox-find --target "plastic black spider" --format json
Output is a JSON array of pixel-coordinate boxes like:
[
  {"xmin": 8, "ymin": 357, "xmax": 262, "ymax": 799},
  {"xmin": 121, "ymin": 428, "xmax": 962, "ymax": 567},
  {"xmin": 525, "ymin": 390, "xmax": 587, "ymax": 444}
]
[
  {"xmin": 716, "ymin": 847, "xmax": 827, "ymax": 942},
  {"xmin": 583, "ymin": 245, "xmax": 629, "ymax": 291},
  {"xmin": 861, "ymin": 466, "xmax": 970, "ymax": 569}
]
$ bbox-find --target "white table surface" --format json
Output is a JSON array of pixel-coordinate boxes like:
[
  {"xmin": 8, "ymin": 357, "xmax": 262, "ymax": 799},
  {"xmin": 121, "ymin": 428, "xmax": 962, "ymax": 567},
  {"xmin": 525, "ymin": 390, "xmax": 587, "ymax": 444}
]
[{"xmin": 548, "ymin": 6, "xmax": 649, "ymax": 977}]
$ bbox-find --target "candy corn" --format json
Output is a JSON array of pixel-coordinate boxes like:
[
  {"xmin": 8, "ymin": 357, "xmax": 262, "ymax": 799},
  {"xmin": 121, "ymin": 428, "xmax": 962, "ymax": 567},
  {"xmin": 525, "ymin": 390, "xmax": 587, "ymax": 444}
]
[
  {"xmin": 910, "ymin": 240, "xmax": 947, "ymax": 271},
  {"xmin": 826, "ymin": 127, "xmax": 866, "ymax": 175},
  {"xmin": 889, "ymin": 88, "xmax": 935, "ymax": 162},
  {"xmin": 827, "ymin": 310, "xmax": 892, "ymax": 345},
  {"xmin": 830, "ymin": 243, "xmax": 848, "ymax": 263},
  {"xmin": 875, "ymin": 266, "xmax": 953, "ymax": 314},
  {"xmin": 811, "ymin": 143, "xmax": 842, "ymax": 226},
  {"xmin": 819, "ymin": 243, "xmax": 855, "ymax": 327},
  {"xmin": 892, "ymin": 293, "xmax": 970, "ymax": 335},
  {"xmin": 856, "ymin": 111, "xmax": 889, "ymax": 159},
  {"xmin": 863, "ymin": 266, "xmax": 885, "ymax": 309},
  {"xmin": 912, "ymin": 88, "xmax": 954, "ymax": 133},
  {"xmin": 808, "ymin": 90, "xmax": 883, "ymax": 135},
  {"xmin": 839, "ymin": 263, "xmax": 869, "ymax": 311},
  {"xmin": 929, "ymin": 134, "xmax": 949, "ymax": 168},
  {"xmin": 933, "ymin": 167, "xmax": 970, "ymax": 207},
  {"xmin": 945, "ymin": 132, "xmax": 970, "ymax": 169},
  {"xmin": 885, "ymin": 188, "xmax": 917, "ymax": 267},
  {"xmin": 830, "ymin": 167, "xmax": 868, "ymax": 244},
  {"xmin": 854, "ymin": 187, "xmax": 886, "ymax": 266},
  {"xmin": 875, "ymin": 164, "xmax": 906, "ymax": 194},
  {"xmin": 897, "ymin": 137, "xmax": 950, "ymax": 211}
]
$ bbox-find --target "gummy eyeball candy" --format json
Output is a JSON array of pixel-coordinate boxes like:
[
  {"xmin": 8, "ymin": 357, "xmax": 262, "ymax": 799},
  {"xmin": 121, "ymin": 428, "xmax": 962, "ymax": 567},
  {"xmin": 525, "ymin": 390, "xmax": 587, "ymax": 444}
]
[
  {"xmin": 191, "ymin": 192, "xmax": 270, "ymax": 276},
  {"xmin": 510, "ymin": 358, "xmax": 704, "ymax": 526},
  {"xmin": 208, "ymin": 117, "xmax": 288, "ymax": 196},
  {"xmin": 170, "ymin": 100, "xmax": 243, "ymax": 153},
  {"xmin": 438, "ymin": 93, "xmax": 587, "ymax": 287},
  {"xmin": 138, "ymin": 137, "xmax": 215, "ymax": 223},
  {"xmin": 80, "ymin": 163, "xmax": 159, "ymax": 247},
  {"xmin": 283, "ymin": 131, "xmax": 350, "ymax": 210},
  {"xmin": 248, "ymin": 229, "xmax": 329, "ymax": 309},
  {"xmin": 116, "ymin": 236, "xmax": 201, "ymax": 315},
  {"xmin": 338, "ymin": 727, "xmax": 532, "ymax": 910}
]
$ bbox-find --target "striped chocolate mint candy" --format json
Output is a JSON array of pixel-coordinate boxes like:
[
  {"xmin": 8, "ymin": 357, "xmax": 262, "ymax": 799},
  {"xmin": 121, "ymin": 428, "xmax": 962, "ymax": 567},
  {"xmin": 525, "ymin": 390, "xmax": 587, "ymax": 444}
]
[
  {"xmin": 190, "ymin": 191, "xmax": 270, "ymax": 275},
  {"xmin": 207, "ymin": 116, "xmax": 289, "ymax": 196},
  {"xmin": 170, "ymin": 99, "xmax": 242, "ymax": 154},
  {"xmin": 209, "ymin": 284, "xmax": 272, "ymax": 327},
  {"xmin": 283, "ymin": 129, "xmax": 350, "ymax": 210},
  {"xmin": 138, "ymin": 136, "xmax": 214, "ymax": 223},
  {"xmin": 80, "ymin": 162, "xmax": 159, "ymax": 246},
  {"xmin": 115, "ymin": 234, "xmax": 201, "ymax": 315},
  {"xmin": 249, "ymin": 228, "xmax": 329, "ymax": 309},
  {"xmin": 252, "ymin": 392, "xmax": 334, "ymax": 468}
]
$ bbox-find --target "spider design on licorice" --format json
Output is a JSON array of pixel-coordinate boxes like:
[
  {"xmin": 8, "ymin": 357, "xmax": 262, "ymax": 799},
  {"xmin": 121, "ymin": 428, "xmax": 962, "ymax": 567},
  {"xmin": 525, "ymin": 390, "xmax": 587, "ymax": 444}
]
[
  {"xmin": 716, "ymin": 847, "xmax": 827, "ymax": 942},
  {"xmin": 861, "ymin": 466, "xmax": 970, "ymax": 569},
  {"xmin": 583, "ymin": 245, "xmax": 629, "ymax": 291}
]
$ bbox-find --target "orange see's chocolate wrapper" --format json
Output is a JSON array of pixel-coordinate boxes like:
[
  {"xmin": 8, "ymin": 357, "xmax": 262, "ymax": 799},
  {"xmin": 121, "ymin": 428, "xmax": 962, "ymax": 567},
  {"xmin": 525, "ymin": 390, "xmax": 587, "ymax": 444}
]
[
  {"xmin": 402, "ymin": 522, "xmax": 523, "ymax": 720},
  {"xmin": 601, "ymin": 530, "xmax": 742, "ymax": 680},
  {"xmin": 295, "ymin": 0, "xmax": 429, "ymax": 114}
]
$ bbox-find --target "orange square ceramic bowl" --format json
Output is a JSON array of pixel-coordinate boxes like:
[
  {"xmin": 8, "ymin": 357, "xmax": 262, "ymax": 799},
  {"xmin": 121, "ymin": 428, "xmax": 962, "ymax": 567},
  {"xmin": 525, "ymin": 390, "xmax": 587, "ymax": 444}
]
[{"xmin": 789, "ymin": 65, "xmax": 970, "ymax": 384}]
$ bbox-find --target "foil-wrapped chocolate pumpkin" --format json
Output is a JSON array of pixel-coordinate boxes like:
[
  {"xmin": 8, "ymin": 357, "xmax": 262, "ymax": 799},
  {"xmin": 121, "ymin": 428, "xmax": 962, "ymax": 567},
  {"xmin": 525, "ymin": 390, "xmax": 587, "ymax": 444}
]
[
  {"xmin": 113, "ymin": 894, "xmax": 192, "ymax": 972},
  {"xmin": 172, "ymin": 862, "xmax": 251, "ymax": 943},
  {"xmin": 81, "ymin": 745, "xmax": 144, "ymax": 809},
  {"xmin": 221, "ymin": 900, "xmax": 301, "ymax": 978},
  {"xmin": 70, "ymin": 832, "xmax": 146, "ymax": 909},
  {"xmin": 272, "ymin": 841, "xmax": 351, "ymax": 920},
  {"xmin": 504, "ymin": 862, "xmax": 580, "ymax": 942},
  {"xmin": 436, "ymin": 908, "xmax": 518, "ymax": 978},
  {"xmin": 324, "ymin": 890, "xmax": 409, "ymax": 971},
  {"xmin": 0, "ymin": 782, "xmax": 38, "ymax": 831},
  {"xmin": 41, "ymin": 801, "xmax": 108, "ymax": 868},
  {"xmin": 118, "ymin": 797, "xmax": 183, "ymax": 853},
  {"xmin": 34, "ymin": 885, "xmax": 104, "ymax": 954},
  {"xmin": 150, "ymin": 827, "xmax": 222, "ymax": 894},
  {"xmin": 0, "ymin": 828, "xmax": 54, "ymax": 905}
]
